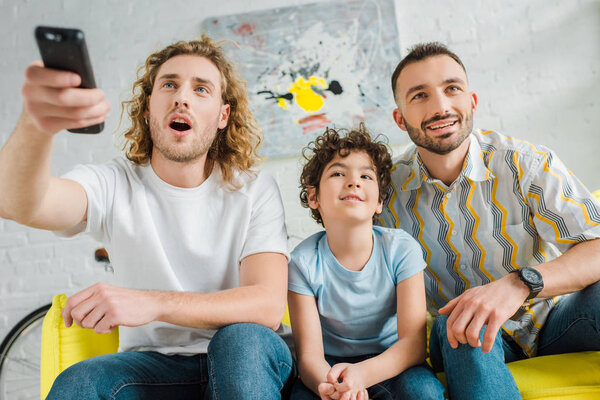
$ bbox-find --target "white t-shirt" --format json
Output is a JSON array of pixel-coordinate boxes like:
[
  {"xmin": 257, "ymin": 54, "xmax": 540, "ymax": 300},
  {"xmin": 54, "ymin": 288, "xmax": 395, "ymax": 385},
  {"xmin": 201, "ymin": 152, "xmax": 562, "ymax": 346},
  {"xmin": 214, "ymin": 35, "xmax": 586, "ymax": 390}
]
[{"xmin": 60, "ymin": 157, "xmax": 289, "ymax": 354}]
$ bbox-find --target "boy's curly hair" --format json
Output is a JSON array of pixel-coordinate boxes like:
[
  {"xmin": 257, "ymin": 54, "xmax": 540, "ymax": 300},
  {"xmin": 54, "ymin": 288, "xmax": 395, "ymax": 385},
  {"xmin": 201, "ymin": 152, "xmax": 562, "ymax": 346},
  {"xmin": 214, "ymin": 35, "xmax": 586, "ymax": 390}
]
[{"xmin": 299, "ymin": 123, "xmax": 393, "ymax": 226}]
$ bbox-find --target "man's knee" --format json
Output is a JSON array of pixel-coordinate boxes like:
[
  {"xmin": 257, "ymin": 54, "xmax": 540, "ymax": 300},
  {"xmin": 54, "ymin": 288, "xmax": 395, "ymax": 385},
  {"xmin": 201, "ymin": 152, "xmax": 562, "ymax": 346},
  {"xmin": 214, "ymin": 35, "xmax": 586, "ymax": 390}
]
[
  {"xmin": 430, "ymin": 314, "xmax": 449, "ymax": 344},
  {"xmin": 47, "ymin": 356, "xmax": 115, "ymax": 399},
  {"xmin": 207, "ymin": 323, "xmax": 293, "ymax": 399},
  {"xmin": 208, "ymin": 323, "xmax": 291, "ymax": 365}
]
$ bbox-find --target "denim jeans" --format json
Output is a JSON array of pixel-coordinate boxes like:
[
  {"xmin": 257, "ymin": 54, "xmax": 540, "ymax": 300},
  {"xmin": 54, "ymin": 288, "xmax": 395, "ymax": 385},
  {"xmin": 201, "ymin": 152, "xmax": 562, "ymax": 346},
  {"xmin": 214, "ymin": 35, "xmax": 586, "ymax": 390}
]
[
  {"xmin": 46, "ymin": 323, "xmax": 294, "ymax": 400},
  {"xmin": 290, "ymin": 354, "xmax": 446, "ymax": 400},
  {"xmin": 429, "ymin": 281, "xmax": 600, "ymax": 400}
]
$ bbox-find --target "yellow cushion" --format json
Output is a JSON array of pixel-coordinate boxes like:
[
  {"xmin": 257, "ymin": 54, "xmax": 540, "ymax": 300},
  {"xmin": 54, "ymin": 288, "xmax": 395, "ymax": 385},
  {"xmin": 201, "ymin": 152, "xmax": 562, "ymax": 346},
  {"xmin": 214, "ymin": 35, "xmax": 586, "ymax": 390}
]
[
  {"xmin": 40, "ymin": 296, "xmax": 600, "ymax": 400},
  {"xmin": 508, "ymin": 351, "xmax": 600, "ymax": 399},
  {"xmin": 40, "ymin": 294, "xmax": 119, "ymax": 400}
]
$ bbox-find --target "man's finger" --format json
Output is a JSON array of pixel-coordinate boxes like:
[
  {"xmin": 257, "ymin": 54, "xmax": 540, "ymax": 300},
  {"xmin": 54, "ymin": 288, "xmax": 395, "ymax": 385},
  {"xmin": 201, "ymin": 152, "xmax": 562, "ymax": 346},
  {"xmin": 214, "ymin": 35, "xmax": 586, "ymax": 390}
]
[
  {"xmin": 62, "ymin": 286, "xmax": 95, "ymax": 327},
  {"xmin": 23, "ymin": 84, "xmax": 107, "ymax": 109},
  {"xmin": 79, "ymin": 303, "xmax": 106, "ymax": 330},
  {"xmin": 465, "ymin": 312, "xmax": 487, "ymax": 347},
  {"xmin": 482, "ymin": 317, "xmax": 503, "ymax": 353},
  {"xmin": 25, "ymin": 62, "xmax": 81, "ymax": 88},
  {"xmin": 27, "ymin": 98, "xmax": 110, "ymax": 121},
  {"xmin": 438, "ymin": 296, "xmax": 458, "ymax": 315}
]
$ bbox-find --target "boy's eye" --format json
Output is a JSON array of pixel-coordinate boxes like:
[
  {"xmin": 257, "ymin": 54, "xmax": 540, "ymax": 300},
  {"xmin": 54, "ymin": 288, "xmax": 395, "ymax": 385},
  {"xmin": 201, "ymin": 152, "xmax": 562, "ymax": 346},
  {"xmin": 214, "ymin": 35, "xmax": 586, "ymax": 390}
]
[
  {"xmin": 331, "ymin": 172, "xmax": 343, "ymax": 177},
  {"xmin": 361, "ymin": 174, "xmax": 374, "ymax": 180}
]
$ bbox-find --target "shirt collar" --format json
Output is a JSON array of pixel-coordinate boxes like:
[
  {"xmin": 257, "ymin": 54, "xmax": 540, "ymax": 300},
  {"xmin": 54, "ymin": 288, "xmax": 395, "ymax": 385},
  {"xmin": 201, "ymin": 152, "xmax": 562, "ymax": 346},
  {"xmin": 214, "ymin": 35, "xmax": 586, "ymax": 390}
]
[{"xmin": 397, "ymin": 132, "xmax": 494, "ymax": 191}]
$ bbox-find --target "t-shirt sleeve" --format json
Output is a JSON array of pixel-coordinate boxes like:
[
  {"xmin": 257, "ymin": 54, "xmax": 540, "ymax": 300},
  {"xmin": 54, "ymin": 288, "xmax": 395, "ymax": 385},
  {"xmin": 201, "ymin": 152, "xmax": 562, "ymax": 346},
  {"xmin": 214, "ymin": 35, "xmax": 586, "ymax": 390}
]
[
  {"xmin": 288, "ymin": 252, "xmax": 315, "ymax": 296},
  {"xmin": 57, "ymin": 162, "xmax": 116, "ymax": 243},
  {"xmin": 392, "ymin": 232, "xmax": 427, "ymax": 285},
  {"xmin": 520, "ymin": 149, "xmax": 600, "ymax": 253},
  {"xmin": 240, "ymin": 171, "xmax": 289, "ymax": 261}
]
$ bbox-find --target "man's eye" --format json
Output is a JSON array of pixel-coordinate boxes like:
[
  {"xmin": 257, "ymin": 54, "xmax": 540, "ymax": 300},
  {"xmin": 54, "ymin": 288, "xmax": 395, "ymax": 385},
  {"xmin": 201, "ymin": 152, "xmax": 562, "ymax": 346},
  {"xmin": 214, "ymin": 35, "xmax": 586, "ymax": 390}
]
[
  {"xmin": 412, "ymin": 92, "xmax": 425, "ymax": 101},
  {"xmin": 163, "ymin": 82, "xmax": 175, "ymax": 89},
  {"xmin": 448, "ymin": 86, "xmax": 460, "ymax": 92},
  {"xmin": 196, "ymin": 87, "xmax": 208, "ymax": 94}
]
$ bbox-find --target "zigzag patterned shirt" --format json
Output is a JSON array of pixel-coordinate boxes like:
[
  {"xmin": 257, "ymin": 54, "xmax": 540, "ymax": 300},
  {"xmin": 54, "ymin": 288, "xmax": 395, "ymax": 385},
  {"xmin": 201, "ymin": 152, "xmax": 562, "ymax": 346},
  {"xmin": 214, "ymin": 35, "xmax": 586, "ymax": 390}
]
[{"xmin": 379, "ymin": 129, "xmax": 600, "ymax": 357}]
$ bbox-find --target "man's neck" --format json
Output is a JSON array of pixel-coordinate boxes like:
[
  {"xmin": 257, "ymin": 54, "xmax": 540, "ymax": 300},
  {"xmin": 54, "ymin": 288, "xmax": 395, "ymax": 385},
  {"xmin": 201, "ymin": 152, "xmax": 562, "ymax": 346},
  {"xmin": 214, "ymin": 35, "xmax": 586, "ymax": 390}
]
[
  {"xmin": 417, "ymin": 136, "xmax": 471, "ymax": 187},
  {"xmin": 150, "ymin": 151, "xmax": 211, "ymax": 188},
  {"xmin": 324, "ymin": 220, "xmax": 374, "ymax": 272}
]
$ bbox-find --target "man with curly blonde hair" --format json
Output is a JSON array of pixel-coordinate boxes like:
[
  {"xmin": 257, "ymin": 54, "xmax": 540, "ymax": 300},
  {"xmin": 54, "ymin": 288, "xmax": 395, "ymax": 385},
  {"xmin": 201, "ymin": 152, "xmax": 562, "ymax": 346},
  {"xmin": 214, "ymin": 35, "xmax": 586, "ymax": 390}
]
[{"xmin": 0, "ymin": 35, "xmax": 293, "ymax": 399}]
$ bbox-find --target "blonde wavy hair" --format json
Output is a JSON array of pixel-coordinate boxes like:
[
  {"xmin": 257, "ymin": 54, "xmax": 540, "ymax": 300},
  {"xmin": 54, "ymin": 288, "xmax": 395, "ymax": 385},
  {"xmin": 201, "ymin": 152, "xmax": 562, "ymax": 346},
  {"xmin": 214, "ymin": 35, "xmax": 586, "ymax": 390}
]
[{"xmin": 120, "ymin": 35, "xmax": 262, "ymax": 187}]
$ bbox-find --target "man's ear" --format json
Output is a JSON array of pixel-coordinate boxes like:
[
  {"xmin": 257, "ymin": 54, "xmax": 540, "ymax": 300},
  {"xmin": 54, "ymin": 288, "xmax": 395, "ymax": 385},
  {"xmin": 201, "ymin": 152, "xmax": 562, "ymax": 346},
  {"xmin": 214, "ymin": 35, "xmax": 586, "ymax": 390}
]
[
  {"xmin": 393, "ymin": 108, "xmax": 407, "ymax": 131},
  {"xmin": 307, "ymin": 186, "xmax": 319, "ymax": 210},
  {"xmin": 471, "ymin": 92, "xmax": 478, "ymax": 113},
  {"xmin": 218, "ymin": 103, "xmax": 230, "ymax": 130}
]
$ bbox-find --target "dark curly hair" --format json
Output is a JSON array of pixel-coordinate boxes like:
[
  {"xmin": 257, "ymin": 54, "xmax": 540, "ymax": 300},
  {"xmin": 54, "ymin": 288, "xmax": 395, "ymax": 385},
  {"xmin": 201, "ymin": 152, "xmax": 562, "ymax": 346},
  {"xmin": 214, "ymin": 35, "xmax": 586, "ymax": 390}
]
[{"xmin": 299, "ymin": 123, "xmax": 393, "ymax": 226}]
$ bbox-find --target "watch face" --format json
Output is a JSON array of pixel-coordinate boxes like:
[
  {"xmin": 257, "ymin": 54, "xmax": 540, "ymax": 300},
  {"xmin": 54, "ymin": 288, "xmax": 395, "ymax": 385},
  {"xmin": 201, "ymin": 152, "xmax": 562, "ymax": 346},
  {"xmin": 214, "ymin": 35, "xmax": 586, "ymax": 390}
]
[{"xmin": 522, "ymin": 268, "xmax": 542, "ymax": 284}]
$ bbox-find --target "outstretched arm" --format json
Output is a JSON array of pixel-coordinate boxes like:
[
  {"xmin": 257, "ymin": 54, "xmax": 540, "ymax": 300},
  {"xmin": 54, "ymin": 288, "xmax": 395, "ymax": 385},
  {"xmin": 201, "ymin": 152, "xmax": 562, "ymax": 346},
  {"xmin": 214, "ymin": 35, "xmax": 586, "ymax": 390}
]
[
  {"xmin": 440, "ymin": 238, "xmax": 600, "ymax": 353},
  {"xmin": 62, "ymin": 251, "xmax": 289, "ymax": 333},
  {"xmin": 0, "ymin": 62, "xmax": 110, "ymax": 230}
]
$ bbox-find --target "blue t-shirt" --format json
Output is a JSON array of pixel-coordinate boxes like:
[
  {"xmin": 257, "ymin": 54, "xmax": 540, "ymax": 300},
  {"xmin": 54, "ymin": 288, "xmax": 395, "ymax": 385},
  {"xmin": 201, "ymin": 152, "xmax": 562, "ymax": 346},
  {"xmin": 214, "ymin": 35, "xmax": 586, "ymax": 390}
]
[{"xmin": 288, "ymin": 226, "xmax": 426, "ymax": 357}]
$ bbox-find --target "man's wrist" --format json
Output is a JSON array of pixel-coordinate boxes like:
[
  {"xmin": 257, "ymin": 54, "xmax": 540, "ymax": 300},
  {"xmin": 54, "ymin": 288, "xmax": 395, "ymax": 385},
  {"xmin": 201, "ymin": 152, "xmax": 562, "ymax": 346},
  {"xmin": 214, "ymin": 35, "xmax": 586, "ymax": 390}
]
[
  {"xmin": 509, "ymin": 267, "xmax": 544, "ymax": 300},
  {"xmin": 507, "ymin": 271, "xmax": 532, "ymax": 300}
]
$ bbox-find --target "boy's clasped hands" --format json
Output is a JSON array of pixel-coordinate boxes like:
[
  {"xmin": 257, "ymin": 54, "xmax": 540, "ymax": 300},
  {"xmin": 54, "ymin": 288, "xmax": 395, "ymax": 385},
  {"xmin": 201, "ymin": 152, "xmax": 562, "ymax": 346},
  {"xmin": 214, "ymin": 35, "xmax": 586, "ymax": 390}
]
[{"xmin": 318, "ymin": 363, "xmax": 369, "ymax": 400}]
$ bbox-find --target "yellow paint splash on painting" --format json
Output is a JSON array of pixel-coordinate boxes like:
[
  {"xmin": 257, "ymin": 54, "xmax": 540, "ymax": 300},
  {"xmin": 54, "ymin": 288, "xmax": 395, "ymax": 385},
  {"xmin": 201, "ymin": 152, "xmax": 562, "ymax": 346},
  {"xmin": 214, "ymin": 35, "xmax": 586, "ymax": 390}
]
[
  {"xmin": 287, "ymin": 76, "xmax": 328, "ymax": 112},
  {"xmin": 277, "ymin": 98, "xmax": 288, "ymax": 110}
]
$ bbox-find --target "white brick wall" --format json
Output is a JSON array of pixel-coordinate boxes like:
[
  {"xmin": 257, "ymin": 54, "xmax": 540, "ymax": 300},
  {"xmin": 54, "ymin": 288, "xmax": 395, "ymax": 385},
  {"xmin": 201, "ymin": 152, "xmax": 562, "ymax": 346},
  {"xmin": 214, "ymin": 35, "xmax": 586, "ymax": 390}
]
[{"xmin": 1, "ymin": 0, "xmax": 599, "ymax": 342}]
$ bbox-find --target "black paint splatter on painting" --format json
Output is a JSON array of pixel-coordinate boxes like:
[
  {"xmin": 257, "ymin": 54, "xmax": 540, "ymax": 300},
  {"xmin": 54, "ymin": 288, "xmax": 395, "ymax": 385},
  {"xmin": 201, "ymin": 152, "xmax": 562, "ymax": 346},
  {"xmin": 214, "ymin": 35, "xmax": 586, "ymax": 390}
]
[
  {"xmin": 258, "ymin": 90, "xmax": 293, "ymax": 102},
  {"xmin": 327, "ymin": 80, "xmax": 343, "ymax": 95}
]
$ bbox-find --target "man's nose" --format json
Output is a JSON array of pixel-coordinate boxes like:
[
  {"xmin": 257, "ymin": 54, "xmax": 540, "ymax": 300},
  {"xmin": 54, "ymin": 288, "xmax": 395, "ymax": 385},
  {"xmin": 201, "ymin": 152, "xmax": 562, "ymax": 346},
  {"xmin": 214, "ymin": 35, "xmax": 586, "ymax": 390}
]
[
  {"xmin": 174, "ymin": 89, "xmax": 190, "ymax": 109},
  {"xmin": 429, "ymin": 91, "xmax": 451, "ymax": 117}
]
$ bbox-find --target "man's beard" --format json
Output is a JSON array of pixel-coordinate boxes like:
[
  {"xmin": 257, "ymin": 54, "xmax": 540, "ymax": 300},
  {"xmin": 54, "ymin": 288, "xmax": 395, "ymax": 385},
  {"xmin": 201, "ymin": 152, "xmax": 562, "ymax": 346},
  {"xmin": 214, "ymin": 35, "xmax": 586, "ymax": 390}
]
[
  {"xmin": 149, "ymin": 114, "xmax": 219, "ymax": 163},
  {"xmin": 404, "ymin": 111, "xmax": 473, "ymax": 155}
]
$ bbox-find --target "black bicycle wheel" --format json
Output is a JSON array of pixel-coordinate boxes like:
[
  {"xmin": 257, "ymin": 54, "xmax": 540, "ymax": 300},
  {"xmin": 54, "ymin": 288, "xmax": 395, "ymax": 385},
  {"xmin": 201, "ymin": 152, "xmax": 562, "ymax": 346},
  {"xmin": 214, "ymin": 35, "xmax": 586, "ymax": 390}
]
[{"xmin": 0, "ymin": 303, "xmax": 51, "ymax": 400}]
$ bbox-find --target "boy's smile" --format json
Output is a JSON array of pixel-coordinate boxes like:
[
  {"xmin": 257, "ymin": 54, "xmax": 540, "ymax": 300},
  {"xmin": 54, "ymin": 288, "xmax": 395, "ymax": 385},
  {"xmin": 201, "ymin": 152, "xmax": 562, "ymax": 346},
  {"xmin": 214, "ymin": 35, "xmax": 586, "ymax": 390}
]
[{"xmin": 307, "ymin": 151, "xmax": 383, "ymax": 226}]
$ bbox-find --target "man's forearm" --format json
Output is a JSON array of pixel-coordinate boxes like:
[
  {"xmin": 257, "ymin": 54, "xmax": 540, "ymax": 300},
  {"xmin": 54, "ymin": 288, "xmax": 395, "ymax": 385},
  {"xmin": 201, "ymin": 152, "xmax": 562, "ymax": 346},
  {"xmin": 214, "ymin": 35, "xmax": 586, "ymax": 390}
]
[
  {"xmin": 0, "ymin": 111, "xmax": 54, "ymax": 223},
  {"xmin": 152, "ymin": 285, "xmax": 287, "ymax": 331},
  {"xmin": 536, "ymin": 238, "xmax": 600, "ymax": 298}
]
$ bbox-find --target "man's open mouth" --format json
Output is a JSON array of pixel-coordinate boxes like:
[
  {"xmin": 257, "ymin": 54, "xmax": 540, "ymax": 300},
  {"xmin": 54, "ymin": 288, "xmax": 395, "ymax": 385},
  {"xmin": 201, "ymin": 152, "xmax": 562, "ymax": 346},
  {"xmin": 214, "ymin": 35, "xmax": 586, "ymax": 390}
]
[{"xmin": 169, "ymin": 118, "xmax": 191, "ymax": 132}]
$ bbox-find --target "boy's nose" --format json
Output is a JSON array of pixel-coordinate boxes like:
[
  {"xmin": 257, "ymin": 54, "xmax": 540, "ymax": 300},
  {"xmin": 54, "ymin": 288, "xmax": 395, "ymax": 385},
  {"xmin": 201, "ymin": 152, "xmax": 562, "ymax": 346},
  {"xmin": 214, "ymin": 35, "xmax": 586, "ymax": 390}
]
[{"xmin": 347, "ymin": 181, "xmax": 361, "ymax": 188}]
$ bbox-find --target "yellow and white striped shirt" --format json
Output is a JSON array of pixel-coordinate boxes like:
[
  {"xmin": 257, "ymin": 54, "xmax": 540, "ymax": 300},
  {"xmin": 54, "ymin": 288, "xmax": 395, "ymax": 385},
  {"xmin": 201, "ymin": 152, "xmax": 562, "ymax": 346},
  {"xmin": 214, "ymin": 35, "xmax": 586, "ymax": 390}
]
[{"xmin": 380, "ymin": 129, "xmax": 600, "ymax": 356}]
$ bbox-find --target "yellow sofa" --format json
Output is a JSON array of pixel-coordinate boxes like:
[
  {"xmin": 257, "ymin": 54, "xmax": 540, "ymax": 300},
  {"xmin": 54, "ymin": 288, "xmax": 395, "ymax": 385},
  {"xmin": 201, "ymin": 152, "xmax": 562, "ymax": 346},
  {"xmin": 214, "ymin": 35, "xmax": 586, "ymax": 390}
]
[{"xmin": 41, "ymin": 294, "xmax": 600, "ymax": 400}]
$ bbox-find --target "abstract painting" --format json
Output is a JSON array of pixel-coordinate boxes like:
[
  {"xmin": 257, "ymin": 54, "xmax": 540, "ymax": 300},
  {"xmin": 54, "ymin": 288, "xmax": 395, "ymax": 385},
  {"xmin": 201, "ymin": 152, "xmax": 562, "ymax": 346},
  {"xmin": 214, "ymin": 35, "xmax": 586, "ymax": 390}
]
[{"xmin": 202, "ymin": 0, "xmax": 401, "ymax": 158}]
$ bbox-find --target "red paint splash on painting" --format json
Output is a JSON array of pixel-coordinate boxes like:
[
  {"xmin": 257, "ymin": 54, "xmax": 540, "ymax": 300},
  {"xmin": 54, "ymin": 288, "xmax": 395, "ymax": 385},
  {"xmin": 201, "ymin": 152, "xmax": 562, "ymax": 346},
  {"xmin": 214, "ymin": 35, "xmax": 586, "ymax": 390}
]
[
  {"xmin": 298, "ymin": 113, "xmax": 331, "ymax": 134},
  {"xmin": 235, "ymin": 23, "xmax": 256, "ymax": 37}
]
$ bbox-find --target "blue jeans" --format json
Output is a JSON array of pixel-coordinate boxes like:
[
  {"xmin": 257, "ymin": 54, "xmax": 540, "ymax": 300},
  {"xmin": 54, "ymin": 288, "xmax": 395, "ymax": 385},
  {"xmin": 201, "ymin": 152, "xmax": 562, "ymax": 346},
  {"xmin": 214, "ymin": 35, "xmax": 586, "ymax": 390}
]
[
  {"xmin": 290, "ymin": 354, "xmax": 446, "ymax": 400},
  {"xmin": 46, "ymin": 323, "xmax": 294, "ymax": 400},
  {"xmin": 429, "ymin": 281, "xmax": 600, "ymax": 400}
]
